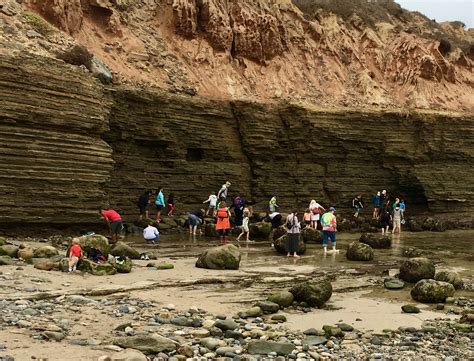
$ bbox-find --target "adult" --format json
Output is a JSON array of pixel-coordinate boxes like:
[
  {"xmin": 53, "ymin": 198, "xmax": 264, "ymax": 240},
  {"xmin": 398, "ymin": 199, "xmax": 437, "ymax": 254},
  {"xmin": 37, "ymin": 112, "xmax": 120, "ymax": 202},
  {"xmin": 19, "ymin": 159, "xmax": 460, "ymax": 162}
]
[
  {"xmin": 99, "ymin": 207, "xmax": 123, "ymax": 244},
  {"xmin": 137, "ymin": 190, "xmax": 151, "ymax": 220},
  {"xmin": 321, "ymin": 207, "xmax": 338, "ymax": 254},
  {"xmin": 352, "ymin": 195, "xmax": 363, "ymax": 218},
  {"xmin": 188, "ymin": 209, "xmax": 204, "ymax": 235},
  {"xmin": 155, "ymin": 187, "xmax": 165, "ymax": 222},
  {"xmin": 269, "ymin": 196, "xmax": 279, "ymax": 213},
  {"xmin": 392, "ymin": 206, "xmax": 402, "ymax": 234},
  {"xmin": 379, "ymin": 204, "xmax": 391, "ymax": 235},
  {"xmin": 217, "ymin": 181, "xmax": 231, "ymax": 202},
  {"xmin": 216, "ymin": 202, "xmax": 231, "ymax": 244},
  {"xmin": 285, "ymin": 209, "xmax": 301, "ymax": 258},
  {"xmin": 143, "ymin": 221, "xmax": 160, "ymax": 244},
  {"xmin": 308, "ymin": 199, "xmax": 325, "ymax": 229},
  {"xmin": 372, "ymin": 191, "xmax": 381, "ymax": 219},
  {"xmin": 380, "ymin": 189, "xmax": 388, "ymax": 207},
  {"xmin": 231, "ymin": 194, "xmax": 245, "ymax": 227},
  {"xmin": 268, "ymin": 211, "xmax": 282, "ymax": 229}
]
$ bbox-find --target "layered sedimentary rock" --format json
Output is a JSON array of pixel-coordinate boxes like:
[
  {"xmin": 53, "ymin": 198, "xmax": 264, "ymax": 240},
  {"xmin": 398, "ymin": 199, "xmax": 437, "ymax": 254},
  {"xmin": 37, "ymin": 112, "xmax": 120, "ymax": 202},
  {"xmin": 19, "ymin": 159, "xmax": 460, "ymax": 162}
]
[
  {"xmin": 0, "ymin": 52, "xmax": 113, "ymax": 224},
  {"xmin": 0, "ymin": 52, "xmax": 472, "ymax": 227}
]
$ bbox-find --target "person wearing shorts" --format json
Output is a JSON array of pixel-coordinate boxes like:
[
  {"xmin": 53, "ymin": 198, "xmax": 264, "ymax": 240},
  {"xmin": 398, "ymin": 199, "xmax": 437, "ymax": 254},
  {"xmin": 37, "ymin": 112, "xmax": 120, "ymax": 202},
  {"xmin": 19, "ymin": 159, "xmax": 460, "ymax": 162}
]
[
  {"xmin": 309, "ymin": 199, "xmax": 325, "ymax": 229},
  {"xmin": 321, "ymin": 207, "xmax": 338, "ymax": 254},
  {"xmin": 203, "ymin": 192, "xmax": 218, "ymax": 216},
  {"xmin": 236, "ymin": 207, "xmax": 252, "ymax": 242},
  {"xmin": 99, "ymin": 208, "xmax": 123, "ymax": 244}
]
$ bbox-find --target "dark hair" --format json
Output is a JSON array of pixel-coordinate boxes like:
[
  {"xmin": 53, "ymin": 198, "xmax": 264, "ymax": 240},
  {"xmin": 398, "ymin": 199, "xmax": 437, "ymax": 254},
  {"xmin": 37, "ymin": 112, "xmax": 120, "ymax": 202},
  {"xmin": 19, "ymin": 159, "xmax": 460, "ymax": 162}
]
[
  {"xmin": 292, "ymin": 209, "xmax": 298, "ymax": 214},
  {"xmin": 220, "ymin": 201, "xmax": 227, "ymax": 208}
]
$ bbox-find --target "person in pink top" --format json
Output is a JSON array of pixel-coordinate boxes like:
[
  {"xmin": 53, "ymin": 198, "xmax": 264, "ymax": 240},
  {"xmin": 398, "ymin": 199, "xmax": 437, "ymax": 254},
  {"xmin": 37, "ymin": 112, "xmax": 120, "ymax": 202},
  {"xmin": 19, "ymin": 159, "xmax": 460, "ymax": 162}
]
[{"xmin": 99, "ymin": 208, "xmax": 123, "ymax": 244}]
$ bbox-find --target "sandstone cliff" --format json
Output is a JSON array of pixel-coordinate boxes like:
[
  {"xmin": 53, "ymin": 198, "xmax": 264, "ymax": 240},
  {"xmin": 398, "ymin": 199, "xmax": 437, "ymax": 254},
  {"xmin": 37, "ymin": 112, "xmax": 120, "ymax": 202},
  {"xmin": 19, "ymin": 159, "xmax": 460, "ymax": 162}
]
[
  {"xmin": 1, "ymin": 0, "xmax": 472, "ymax": 111},
  {"xmin": 0, "ymin": 52, "xmax": 472, "ymax": 228}
]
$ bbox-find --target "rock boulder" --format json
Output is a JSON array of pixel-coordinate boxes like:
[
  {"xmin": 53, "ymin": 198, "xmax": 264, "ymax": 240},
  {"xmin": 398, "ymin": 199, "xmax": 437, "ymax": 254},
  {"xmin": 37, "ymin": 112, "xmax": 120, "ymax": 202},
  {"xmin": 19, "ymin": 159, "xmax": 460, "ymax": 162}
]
[
  {"xmin": 249, "ymin": 222, "xmax": 272, "ymax": 239},
  {"xmin": 33, "ymin": 246, "xmax": 59, "ymax": 258},
  {"xmin": 112, "ymin": 334, "xmax": 177, "ymax": 353},
  {"xmin": 400, "ymin": 257, "xmax": 435, "ymax": 283},
  {"xmin": 301, "ymin": 227, "xmax": 323, "ymax": 243},
  {"xmin": 267, "ymin": 291, "xmax": 294, "ymax": 308},
  {"xmin": 110, "ymin": 241, "xmax": 140, "ymax": 260},
  {"xmin": 411, "ymin": 279, "xmax": 455, "ymax": 303},
  {"xmin": 247, "ymin": 340, "xmax": 295, "ymax": 355},
  {"xmin": 289, "ymin": 280, "xmax": 332, "ymax": 308},
  {"xmin": 435, "ymin": 271, "xmax": 463, "ymax": 290},
  {"xmin": 273, "ymin": 235, "xmax": 306, "ymax": 255},
  {"xmin": 75, "ymin": 235, "xmax": 110, "ymax": 257},
  {"xmin": 0, "ymin": 245, "xmax": 18, "ymax": 258},
  {"xmin": 79, "ymin": 258, "xmax": 116, "ymax": 276},
  {"xmin": 346, "ymin": 242, "xmax": 374, "ymax": 261},
  {"xmin": 359, "ymin": 233, "xmax": 391, "ymax": 248},
  {"xmin": 195, "ymin": 244, "xmax": 241, "ymax": 270}
]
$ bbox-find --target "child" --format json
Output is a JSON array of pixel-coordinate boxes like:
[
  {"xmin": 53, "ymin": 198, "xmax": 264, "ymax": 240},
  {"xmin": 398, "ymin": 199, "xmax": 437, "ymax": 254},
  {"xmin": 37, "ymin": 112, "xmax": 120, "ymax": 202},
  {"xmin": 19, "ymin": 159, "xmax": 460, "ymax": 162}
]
[
  {"xmin": 236, "ymin": 207, "xmax": 252, "ymax": 242},
  {"xmin": 68, "ymin": 239, "xmax": 83, "ymax": 273},
  {"xmin": 167, "ymin": 193, "xmax": 175, "ymax": 216},
  {"xmin": 203, "ymin": 192, "xmax": 218, "ymax": 216},
  {"xmin": 303, "ymin": 209, "xmax": 311, "ymax": 227}
]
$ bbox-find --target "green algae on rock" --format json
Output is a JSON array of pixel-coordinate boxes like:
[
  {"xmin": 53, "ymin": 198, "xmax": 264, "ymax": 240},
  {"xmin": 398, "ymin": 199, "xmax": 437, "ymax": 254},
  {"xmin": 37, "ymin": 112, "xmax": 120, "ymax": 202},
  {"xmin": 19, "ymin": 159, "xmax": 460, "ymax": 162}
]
[
  {"xmin": 195, "ymin": 244, "xmax": 241, "ymax": 270},
  {"xmin": 411, "ymin": 279, "xmax": 455, "ymax": 303}
]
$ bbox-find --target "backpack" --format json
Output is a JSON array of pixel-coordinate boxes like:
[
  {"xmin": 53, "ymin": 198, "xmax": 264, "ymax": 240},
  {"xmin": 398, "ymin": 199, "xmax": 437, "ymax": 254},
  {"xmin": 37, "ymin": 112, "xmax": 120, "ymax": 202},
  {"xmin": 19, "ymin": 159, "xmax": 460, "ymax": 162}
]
[{"xmin": 311, "ymin": 207, "xmax": 320, "ymax": 215}]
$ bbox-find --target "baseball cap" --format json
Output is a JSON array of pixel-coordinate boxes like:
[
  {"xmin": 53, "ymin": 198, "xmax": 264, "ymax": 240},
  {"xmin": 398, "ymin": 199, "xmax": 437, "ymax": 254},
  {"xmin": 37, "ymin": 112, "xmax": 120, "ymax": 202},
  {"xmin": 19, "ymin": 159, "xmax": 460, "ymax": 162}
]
[{"xmin": 329, "ymin": 207, "xmax": 336, "ymax": 212}]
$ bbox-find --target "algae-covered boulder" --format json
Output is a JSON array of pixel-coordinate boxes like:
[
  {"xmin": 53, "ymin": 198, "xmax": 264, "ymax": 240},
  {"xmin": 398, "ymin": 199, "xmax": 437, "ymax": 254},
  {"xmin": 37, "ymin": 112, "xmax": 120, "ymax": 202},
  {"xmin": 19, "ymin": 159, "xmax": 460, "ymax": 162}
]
[
  {"xmin": 359, "ymin": 233, "xmax": 391, "ymax": 249},
  {"xmin": 0, "ymin": 245, "xmax": 18, "ymax": 258},
  {"xmin": 346, "ymin": 242, "xmax": 374, "ymax": 261},
  {"xmin": 271, "ymin": 226, "xmax": 287, "ymax": 242},
  {"xmin": 384, "ymin": 278, "xmax": 405, "ymax": 290},
  {"xmin": 267, "ymin": 291, "xmax": 294, "ymax": 308},
  {"xmin": 256, "ymin": 301, "xmax": 280, "ymax": 314},
  {"xmin": 33, "ymin": 246, "xmax": 59, "ymax": 258},
  {"xmin": 301, "ymin": 227, "xmax": 323, "ymax": 243},
  {"xmin": 110, "ymin": 241, "xmax": 140, "ymax": 260},
  {"xmin": 249, "ymin": 222, "xmax": 272, "ymax": 239},
  {"xmin": 289, "ymin": 280, "xmax": 332, "ymax": 308},
  {"xmin": 0, "ymin": 255, "xmax": 13, "ymax": 265},
  {"xmin": 75, "ymin": 235, "xmax": 110, "ymax": 257},
  {"xmin": 411, "ymin": 279, "xmax": 455, "ymax": 303},
  {"xmin": 195, "ymin": 244, "xmax": 241, "ymax": 270},
  {"xmin": 0, "ymin": 237, "xmax": 6, "ymax": 246},
  {"xmin": 435, "ymin": 271, "xmax": 463, "ymax": 290},
  {"xmin": 204, "ymin": 223, "xmax": 219, "ymax": 238},
  {"xmin": 422, "ymin": 217, "xmax": 446, "ymax": 232},
  {"xmin": 79, "ymin": 258, "xmax": 116, "ymax": 276},
  {"xmin": 156, "ymin": 262, "xmax": 174, "ymax": 270},
  {"xmin": 400, "ymin": 257, "xmax": 435, "ymax": 283},
  {"xmin": 401, "ymin": 304, "xmax": 420, "ymax": 313},
  {"xmin": 400, "ymin": 247, "xmax": 424, "ymax": 258},
  {"xmin": 114, "ymin": 258, "xmax": 133, "ymax": 273},
  {"xmin": 406, "ymin": 218, "xmax": 423, "ymax": 232},
  {"xmin": 273, "ymin": 235, "xmax": 306, "ymax": 255}
]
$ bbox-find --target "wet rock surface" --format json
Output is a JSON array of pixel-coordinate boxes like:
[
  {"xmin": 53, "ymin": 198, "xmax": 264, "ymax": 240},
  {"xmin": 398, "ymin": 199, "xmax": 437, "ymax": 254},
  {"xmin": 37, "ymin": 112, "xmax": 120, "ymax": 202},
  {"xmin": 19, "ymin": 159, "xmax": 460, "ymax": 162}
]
[
  {"xmin": 195, "ymin": 244, "xmax": 241, "ymax": 270},
  {"xmin": 411, "ymin": 279, "xmax": 456, "ymax": 303},
  {"xmin": 346, "ymin": 241, "xmax": 374, "ymax": 261},
  {"xmin": 400, "ymin": 257, "xmax": 436, "ymax": 283}
]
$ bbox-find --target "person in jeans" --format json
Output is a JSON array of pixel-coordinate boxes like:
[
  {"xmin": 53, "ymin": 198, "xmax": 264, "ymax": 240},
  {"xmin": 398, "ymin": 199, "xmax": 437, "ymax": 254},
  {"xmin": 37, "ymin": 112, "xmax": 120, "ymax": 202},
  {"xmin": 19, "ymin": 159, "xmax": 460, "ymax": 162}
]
[
  {"xmin": 321, "ymin": 207, "xmax": 338, "ymax": 254},
  {"xmin": 285, "ymin": 209, "xmax": 301, "ymax": 258}
]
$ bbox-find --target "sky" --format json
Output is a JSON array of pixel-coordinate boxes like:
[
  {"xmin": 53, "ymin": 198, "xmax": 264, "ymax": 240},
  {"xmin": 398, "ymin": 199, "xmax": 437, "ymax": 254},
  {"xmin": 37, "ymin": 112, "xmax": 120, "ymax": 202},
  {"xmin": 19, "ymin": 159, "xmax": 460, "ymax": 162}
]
[{"xmin": 396, "ymin": 0, "xmax": 474, "ymax": 28}]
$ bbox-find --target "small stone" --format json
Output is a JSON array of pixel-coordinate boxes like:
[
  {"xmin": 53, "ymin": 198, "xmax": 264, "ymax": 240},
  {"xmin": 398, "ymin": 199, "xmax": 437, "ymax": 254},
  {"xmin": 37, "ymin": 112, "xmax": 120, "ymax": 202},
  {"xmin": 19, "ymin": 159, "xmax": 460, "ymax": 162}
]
[
  {"xmin": 43, "ymin": 331, "xmax": 65, "ymax": 342},
  {"xmin": 402, "ymin": 304, "xmax": 421, "ymax": 313}
]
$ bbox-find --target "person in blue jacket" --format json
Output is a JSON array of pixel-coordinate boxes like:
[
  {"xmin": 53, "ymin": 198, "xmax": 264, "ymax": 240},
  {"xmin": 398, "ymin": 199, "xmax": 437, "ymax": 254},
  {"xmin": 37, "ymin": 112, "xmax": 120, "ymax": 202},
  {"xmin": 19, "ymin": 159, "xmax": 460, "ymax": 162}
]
[{"xmin": 155, "ymin": 187, "xmax": 165, "ymax": 222}]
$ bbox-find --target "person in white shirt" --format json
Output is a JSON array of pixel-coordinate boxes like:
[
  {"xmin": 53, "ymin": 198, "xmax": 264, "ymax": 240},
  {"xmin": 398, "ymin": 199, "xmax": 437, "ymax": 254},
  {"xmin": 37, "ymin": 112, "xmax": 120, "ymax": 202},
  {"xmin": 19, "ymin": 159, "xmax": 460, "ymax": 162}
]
[
  {"xmin": 143, "ymin": 222, "xmax": 160, "ymax": 244},
  {"xmin": 203, "ymin": 192, "xmax": 218, "ymax": 216}
]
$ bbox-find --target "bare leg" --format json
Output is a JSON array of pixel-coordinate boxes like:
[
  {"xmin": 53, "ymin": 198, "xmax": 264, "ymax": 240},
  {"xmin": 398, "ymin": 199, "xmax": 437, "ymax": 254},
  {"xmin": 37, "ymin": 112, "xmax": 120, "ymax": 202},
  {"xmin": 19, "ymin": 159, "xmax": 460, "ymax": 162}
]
[
  {"xmin": 189, "ymin": 225, "xmax": 193, "ymax": 234},
  {"xmin": 293, "ymin": 253, "xmax": 300, "ymax": 258}
]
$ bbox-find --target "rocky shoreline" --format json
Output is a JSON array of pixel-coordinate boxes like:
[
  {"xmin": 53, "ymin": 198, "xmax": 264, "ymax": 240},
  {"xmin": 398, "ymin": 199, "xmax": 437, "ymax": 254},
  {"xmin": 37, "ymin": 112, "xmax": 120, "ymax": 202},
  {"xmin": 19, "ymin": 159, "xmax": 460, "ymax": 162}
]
[{"xmin": 0, "ymin": 230, "xmax": 473, "ymax": 360}]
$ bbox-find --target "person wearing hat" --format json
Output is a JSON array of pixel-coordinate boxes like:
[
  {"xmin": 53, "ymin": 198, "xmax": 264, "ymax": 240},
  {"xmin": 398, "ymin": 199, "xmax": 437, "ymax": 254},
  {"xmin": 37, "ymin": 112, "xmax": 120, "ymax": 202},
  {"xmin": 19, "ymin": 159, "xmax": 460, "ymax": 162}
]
[{"xmin": 321, "ymin": 207, "xmax": 339, "ymax": 254}]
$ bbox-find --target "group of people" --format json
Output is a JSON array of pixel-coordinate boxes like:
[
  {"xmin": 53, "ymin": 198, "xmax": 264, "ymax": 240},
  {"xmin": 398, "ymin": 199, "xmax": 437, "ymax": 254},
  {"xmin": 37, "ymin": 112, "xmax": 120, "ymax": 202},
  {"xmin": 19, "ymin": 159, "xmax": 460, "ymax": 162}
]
[
  {"xmin": 371, "ymin": 190, "xmax": 406, "ymax": 235},
  {"xmin": 137, "ymin": 188, "xmax": 175, "ymax": 222}
]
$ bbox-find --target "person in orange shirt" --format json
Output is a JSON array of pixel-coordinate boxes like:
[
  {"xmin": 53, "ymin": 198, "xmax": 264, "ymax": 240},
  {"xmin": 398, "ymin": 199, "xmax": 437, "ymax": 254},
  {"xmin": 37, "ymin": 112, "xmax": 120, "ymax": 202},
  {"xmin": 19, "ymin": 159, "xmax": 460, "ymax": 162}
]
[
  {"xmin": 215, "ymin": 202, "xmax": 231, "ymax": 245},
  {"xmin": 68, "ymin": 239, "xmax": 83, "ymax": 273}
]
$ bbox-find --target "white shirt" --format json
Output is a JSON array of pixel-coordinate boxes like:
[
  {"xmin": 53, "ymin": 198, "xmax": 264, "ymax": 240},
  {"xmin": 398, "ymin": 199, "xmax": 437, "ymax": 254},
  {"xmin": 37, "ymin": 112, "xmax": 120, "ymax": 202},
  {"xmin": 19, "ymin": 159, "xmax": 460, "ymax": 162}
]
[
  {"xmin": 205, "ymin": 194, "xmax": 218, "ymax": 207},
  {"xmin": 269, "ymin": 212, "xmax": 280, "ymax": 219},
  {"xmin": 143, "ymin": 225, "xmax": 159, "ymax": 239}
]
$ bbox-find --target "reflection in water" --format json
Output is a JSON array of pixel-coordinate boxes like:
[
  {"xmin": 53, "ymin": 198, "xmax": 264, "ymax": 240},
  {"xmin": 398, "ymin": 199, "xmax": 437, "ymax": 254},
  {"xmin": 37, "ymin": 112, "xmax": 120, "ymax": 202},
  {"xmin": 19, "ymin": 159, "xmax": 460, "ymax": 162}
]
[{"xmin": 124, "ymin": 230, "xmax": 474, "ymax": 277}]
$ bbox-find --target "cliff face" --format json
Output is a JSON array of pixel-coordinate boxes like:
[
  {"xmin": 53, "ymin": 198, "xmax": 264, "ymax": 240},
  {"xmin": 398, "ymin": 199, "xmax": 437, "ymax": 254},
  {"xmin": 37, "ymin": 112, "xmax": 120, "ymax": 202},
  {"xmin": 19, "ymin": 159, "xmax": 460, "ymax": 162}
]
[
  {"xmin": 0, "ymin": 52, "xmax": 472, "ymax": 228},
  {"xmin": 2, "ymin": 0, "xmax": 471, "ymax": 111}
]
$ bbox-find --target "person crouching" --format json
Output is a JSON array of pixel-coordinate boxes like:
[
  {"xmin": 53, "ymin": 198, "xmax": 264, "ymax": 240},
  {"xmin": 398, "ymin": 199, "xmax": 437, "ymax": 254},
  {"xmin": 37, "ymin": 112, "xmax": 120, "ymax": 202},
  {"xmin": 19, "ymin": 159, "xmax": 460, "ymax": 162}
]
[{"xmin": 143, "ymin": 221, "xmax": 160, "ymax": 244}]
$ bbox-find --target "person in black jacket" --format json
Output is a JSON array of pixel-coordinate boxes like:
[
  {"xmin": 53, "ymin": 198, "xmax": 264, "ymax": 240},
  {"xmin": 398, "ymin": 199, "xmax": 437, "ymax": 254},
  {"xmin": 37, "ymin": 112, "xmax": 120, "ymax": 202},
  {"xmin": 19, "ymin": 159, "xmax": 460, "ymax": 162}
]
[{"xmin": 138, "ymin": 190, "xmax": 151, "ymax": 220}]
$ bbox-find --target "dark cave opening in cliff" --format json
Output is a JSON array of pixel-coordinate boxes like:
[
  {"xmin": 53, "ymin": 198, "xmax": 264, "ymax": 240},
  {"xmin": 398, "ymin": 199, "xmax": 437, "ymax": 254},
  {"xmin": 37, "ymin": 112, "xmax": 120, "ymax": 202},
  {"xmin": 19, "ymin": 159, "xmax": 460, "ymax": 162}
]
[{"xmin": 186, "ymin": 147, "xmax": 204, "ymax": 162}]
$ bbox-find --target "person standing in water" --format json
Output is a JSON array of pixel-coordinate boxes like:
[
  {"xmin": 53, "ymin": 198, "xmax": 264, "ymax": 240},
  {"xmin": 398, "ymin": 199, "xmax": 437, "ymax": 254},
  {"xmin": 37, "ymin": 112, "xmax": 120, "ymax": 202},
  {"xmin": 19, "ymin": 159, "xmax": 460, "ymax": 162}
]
[
  {"xmin": 99, "ymin": 207, "xmax": 123, "ymax": 244},
  {"xmin": 285, "ymin": 209, "xmax": 301, "ymax": 258},
  {"xmin": 236, "ymin": 207, "xmax": 252, "ymax": 242},
  {"xmin": 231, "ymin": 194, "xmax": 245, "ymax": 227},
  {"xmin": 321, "ymin": 207, "xmax": 338, "ymax": 254},
  {"xmin": 269, "ymin": 196, "xmax": 279, "ymax": 213},
  {"xmin": 188, "ymin": 209, "xmax": 204, "ymax": 235},
  {"xmin": 379, "ymin": 204, "xmax": 391, "ymax": 235},
  {"xmin": 309, "ymin": 199, "xmax": 325, "ymax": 229},
  {"xmin": 392, "ymin": 205, "xmax": 402, "ymax": 234},
  {"xmin": 155, "ymin": 187, "xmax": 165, "ymax": 222},
  {"xmin": 216, "ymin": 202, "xmax": 231, "ymax": 244},
  {"xmin": 137, "ymin": 190, "xmax": 151, "ymax": 220}
]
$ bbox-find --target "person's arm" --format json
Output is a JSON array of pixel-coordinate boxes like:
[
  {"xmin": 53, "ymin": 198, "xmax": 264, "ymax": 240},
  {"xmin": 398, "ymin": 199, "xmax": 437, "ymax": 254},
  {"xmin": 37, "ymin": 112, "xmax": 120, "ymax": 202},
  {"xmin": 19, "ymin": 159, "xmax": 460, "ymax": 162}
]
[{"xmin": 203, "ymin": 197, "xmax": 210, "ymax": 204}]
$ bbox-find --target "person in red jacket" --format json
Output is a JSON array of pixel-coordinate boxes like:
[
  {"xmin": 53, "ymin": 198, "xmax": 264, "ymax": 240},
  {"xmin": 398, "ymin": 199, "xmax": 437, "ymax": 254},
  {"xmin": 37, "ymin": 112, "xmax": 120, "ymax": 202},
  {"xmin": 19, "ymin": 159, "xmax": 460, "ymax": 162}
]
[
  {"xmin": 68, "ymin": 239, "xmax": 83, "ymax": 273},
  {"xmin": 215, "ymin": 202, "xmax": 231, "ymax": 245},
  {"xmin": 99, "ymin": 208, "xmax": 123, "ymax": 244}
]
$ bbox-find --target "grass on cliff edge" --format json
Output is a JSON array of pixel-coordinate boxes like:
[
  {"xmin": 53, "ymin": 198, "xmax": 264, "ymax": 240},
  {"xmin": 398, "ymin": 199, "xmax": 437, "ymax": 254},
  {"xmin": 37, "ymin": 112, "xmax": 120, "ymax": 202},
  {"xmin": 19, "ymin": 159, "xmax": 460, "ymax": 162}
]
[{"xmin": 22, "ymin": 11, "xmax": 57, "ymax": 37}]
